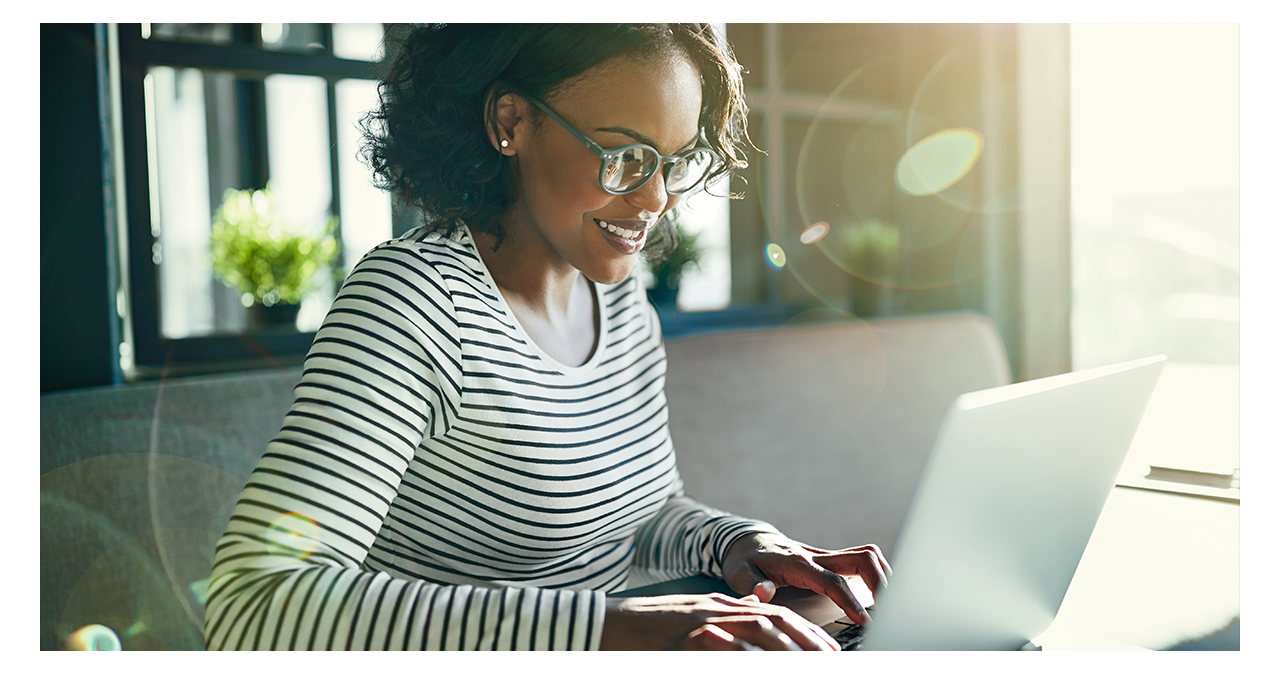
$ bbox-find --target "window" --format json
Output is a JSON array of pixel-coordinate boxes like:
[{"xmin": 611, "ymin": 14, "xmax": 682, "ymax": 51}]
[
  {"xmin": 663, "ymin": 24, "xmax": 731, "ymax": 314},
  {"xmin": 723, "ymin": 24, "xmax": 1027, "ymax": 370},
  {"xmin": 117, "ymin": 23, "xmax": 396, "ymax": 377},
  {"xmin": 662, "ymin": 182, "xmax": 731, "ymax": 312},
  {"xmin": 1069, "ymin": 24, "xmax": 1239, "ymax": 492}
]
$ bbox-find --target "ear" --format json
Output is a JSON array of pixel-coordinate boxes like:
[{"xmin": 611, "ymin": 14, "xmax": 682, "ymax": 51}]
[{"xmin": 484, "ymin": 86, "xmax": 527, "ymax": 157}]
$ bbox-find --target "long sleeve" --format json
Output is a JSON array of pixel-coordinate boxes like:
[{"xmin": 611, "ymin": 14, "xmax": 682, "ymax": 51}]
[
  {"xmin": 204, "ymin": 238, "xmax": 604, "ymax": 650},
  {"xmin": 628, "ymin": 473, "xmax": 784, "ymax": 582}
]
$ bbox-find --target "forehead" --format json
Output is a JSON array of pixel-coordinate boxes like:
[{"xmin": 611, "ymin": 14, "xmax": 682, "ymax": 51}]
[{"xmin": 546, "ymin": 54, "xmax": 703, "ymax": 154}]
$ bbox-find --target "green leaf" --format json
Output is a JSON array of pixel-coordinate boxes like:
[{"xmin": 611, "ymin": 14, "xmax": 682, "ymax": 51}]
[{"xmin": 209, "ymin": 185, "xmax": 340, "ymax": 305}]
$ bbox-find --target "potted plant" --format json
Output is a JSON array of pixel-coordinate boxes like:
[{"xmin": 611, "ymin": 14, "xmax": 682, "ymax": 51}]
[
  {"xmin": 644, "ymin": 217, "xmax": 703, "ymax": 307},
  {"xmin": 210, "ymin": 185, "xmax": 339, "ymax": 328},
  {"xmin": 837, "ymin": 219, "xmax": 901, "ymax": 317}
]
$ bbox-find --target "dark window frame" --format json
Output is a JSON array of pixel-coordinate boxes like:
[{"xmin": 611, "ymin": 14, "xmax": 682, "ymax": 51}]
[{"xmin": 117, "ymin": 23, "xmax": 395, "ymax": 379}]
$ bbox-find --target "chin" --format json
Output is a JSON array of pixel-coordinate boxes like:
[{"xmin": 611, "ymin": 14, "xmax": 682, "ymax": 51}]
[{"xmin": 582, "ymin": 258, "xmax": 638, "ymax": 287}]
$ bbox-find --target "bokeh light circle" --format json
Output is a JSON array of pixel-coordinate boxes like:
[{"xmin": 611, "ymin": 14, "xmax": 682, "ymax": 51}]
[
  {"xmin": 800, "ymin": 222, "xmax": 830, "ymax": 245},
  {"xmin": 765, "ymin": 243, "xmax": 787, "ymax": 269},
  {"xmin": 67, "ymin": 624, "xmax": 122, "ymax": 651},
  {"xmin": 894, "ymin": 128, "xmax": 984, "ymax": 197}
]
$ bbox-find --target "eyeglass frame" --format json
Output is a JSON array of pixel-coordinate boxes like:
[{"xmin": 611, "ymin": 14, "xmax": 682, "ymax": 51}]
[{"xmin": 522, "ymin": 95, "xmax": 722, "ymax": 196}]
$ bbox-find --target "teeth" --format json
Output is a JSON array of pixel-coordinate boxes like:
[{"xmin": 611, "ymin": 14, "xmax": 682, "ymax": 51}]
[{"xmin": 597, "ymin": 220, "xmax": 645, "ymax": 240}]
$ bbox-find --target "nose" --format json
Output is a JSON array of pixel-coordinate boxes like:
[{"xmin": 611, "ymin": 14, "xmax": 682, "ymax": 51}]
[{"xmin": 624, "ymin": 164, "xmax": 672, "ymax": 215}]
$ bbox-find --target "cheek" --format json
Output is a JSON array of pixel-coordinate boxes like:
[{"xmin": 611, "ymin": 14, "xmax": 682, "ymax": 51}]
[{"xmin": 529, "ymin": 145, "xmax": 607, "ymax": 215}]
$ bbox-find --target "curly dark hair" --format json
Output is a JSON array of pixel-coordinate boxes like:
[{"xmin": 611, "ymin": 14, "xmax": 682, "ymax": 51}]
[{"xmin": 359, "ymin": 23, "xmax": 753, "ymax": 259}]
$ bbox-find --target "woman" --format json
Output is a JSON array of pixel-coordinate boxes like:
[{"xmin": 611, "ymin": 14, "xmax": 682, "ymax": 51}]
[{"xmin": 205, "ymin": 23, "xmax": 890, "ymax": 652}]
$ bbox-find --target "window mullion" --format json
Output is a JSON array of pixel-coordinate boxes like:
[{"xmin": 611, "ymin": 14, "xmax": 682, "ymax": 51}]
[
  {"xmin": 326, "ymin": 77, "xmax": 345, "ymax": 281},
  {"xmin": 136, "ymin": 35, "xmax": 376, "ymax": 80}
]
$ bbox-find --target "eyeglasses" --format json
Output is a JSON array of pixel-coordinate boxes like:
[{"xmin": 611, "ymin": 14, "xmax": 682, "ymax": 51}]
[{"xmin": 525, "ymin": 96, "xmax": 722, "ymax": 196}]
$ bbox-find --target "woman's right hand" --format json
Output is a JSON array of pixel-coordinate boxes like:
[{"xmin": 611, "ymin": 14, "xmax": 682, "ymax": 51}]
[{"xmin": 599, "ymin": 593, "xmax": 839, "ymax": 651}]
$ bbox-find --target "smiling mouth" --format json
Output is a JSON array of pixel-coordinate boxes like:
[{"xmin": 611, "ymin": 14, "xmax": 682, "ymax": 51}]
[{"xmin": 594, "ymin": 219, "xmax": 650, "ymax": 240}]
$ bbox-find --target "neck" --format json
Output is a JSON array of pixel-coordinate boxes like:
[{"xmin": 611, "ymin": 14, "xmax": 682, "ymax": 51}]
[{"xmin": 473, "ymin": 220, "xmax": 582, "ymax": 322}]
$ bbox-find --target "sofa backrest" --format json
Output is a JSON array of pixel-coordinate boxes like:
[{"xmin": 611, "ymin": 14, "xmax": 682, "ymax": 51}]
[
  {"xmin": 664, "ymin": 312, "xmax": 1010, "ymax": 556},
  {"xmin": 40, "ymin": 311, "xmax": 1009, "ymax": 650},
  {"xmin": 40, "ymin": 367, "xmax": 302, "ymax": 650}
]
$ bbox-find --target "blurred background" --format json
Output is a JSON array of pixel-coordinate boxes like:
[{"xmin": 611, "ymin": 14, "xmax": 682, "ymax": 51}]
[{"xmin": 40, "ymin": 20, "xmax": 1240, "ymax": 491}]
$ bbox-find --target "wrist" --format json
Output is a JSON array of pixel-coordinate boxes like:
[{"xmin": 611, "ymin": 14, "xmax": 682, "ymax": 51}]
[
  {"xmin": 600, "ymin": 596, "xmax": 641, "ymax": 651},
  {"xmin": 723, "ymin": 530, "xmax": 779, "ymax": 563}
]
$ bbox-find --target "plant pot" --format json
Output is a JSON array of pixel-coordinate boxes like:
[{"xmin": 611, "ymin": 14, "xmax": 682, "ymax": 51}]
[{"xmin": 249, "ymin": 302, "xmax": 301, "ymax": 328}]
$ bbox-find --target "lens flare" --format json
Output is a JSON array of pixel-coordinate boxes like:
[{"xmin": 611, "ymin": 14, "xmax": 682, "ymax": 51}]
[
  {"xmin": 268, "ymin": 511, "xmax": 322, "ymax": 560},
  {"xmin": 67, "ymin": 624, "xmax": 122, "ymax": 651},
  {"xmin": 764, "ymin": 243, "xmax": 787, "ymax": 269},
  {"xmin": 894, "ymin": 128, "xmax": 984, "ymax": 197},
  {"xmin": 800, "ymin": 222, "xmax": 830, "ymax": 245},
  {"xmin": 189, "ymin": 578, "xmax": 211, "ymax": 606}
]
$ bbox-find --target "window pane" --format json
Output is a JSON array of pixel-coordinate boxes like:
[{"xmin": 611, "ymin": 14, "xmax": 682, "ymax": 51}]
[
  {"xmin": 779, "ymin": 24, "xmax": 957, "ymax": 105},
  {"xmin": 673, "ymin": 184, "xmax": 731, "ymax": 312},
  {"xmin": 1070, "ymin": 24, "xmax": 1239, "ymax": 480},
  {"xmin": 261, "ymin": 23, "xmax": 326, "ymax": 53},
  {"xmin": 147, "ymin": 66, "xmax": 215, "ymax": 339},
  {"xmin": 672, "ymin": 22, "xmax": 731, "ymax": 313},
  {"xmin": 336, "ymin": 78, "xmax": 392, "ymax": 276},
  {"xmin": 1070, "ymin": 24, "xmax": 1239, "ymax": 367},
  {"xmin": 788, "ymin": 111, "xmax": 946, "ymax": 316},
  {"xmin": 148, "ymin": 68, "xmax": 293, "ymax": 339},
  {"xmin": 146, "ymin": 23, "xmax": 232, "ymax": 45},
  {"xmin": 333, "ymin": 24, "xmax": 386, "ymax": 62},
  {"xmin": 263, "ymin": 74, "xmax": 335, "ymax": 332}
]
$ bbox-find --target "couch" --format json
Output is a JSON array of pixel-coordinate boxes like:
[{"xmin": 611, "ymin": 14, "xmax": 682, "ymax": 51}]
[{"xmin": 39, "ymin": 312, "xmax": 1010, "ymax": 651}]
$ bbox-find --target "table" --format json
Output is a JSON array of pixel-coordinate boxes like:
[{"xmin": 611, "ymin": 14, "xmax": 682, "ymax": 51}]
[{"xmin": 616, "ymin": 484, "xmax": 1239, "ymax": 650}]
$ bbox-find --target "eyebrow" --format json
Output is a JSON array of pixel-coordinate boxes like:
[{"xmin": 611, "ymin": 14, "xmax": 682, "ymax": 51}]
[{"xmin": 594, "ymin": 126, "xmax": 700, "ymax": 154}]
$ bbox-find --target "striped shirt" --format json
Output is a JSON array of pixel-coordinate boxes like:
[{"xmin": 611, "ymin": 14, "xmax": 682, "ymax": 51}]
[{"xmin": 205, "ymin": 224, "xmax": 781, "ymax": 651}]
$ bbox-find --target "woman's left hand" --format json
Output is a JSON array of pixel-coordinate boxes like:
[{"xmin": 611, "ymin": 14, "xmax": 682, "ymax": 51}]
[{"xmin": 721, "ymin": 532, "xmax": 892, "ymax": 626}]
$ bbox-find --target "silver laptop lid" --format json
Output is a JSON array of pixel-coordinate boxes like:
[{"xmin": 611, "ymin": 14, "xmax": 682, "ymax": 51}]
[{"xmin": 852, "ymin": 355, "xmax": 1166, "ymax": 650}]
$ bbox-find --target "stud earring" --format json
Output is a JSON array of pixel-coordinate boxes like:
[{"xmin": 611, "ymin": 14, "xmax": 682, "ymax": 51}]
[{"xmin": 500, "ymin": 140, "xmax": 509, "ymax": 149}]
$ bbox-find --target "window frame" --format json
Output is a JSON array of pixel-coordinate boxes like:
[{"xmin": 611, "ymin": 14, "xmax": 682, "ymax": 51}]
[{"xmin": 117, "ymin": 23, "xmax": 398, "ymax": 379}]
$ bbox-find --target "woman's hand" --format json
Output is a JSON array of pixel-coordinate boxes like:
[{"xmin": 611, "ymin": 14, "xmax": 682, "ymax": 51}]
[
  {"xmin": 599, "ymin": 592, "xmax": 839, "ymax": 651},
  {"xmin": 721, "ymin": 532, "xmax": 893, "ymax": 626}
]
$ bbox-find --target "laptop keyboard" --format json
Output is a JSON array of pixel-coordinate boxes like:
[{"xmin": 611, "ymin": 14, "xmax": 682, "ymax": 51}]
[{"xmin": 826, "ymin": 606, "xmax": 875, "ymax": 651}]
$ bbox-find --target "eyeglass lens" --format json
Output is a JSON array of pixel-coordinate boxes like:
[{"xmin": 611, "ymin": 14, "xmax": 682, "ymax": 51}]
[{"xmin": 602, "ymin": 147, "xmax": 716, "ymax": 194}]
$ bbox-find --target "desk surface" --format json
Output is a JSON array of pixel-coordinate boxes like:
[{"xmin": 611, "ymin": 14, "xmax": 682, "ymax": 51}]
[{"xmin": 617, "ymin": 485, "xmax": 1239, "ymax": 651}]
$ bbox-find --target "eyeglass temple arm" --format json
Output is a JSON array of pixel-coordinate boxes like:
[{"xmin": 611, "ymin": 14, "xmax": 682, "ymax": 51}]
[{"xmin": 525, "ymin": 97, "xmax": 609, "ymax": 158}]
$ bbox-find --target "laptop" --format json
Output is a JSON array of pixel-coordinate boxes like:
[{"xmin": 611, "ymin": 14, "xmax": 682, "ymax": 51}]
[{"xmin": 771, "ymin": 354, "xmax": 1167, "ymax": 650}]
